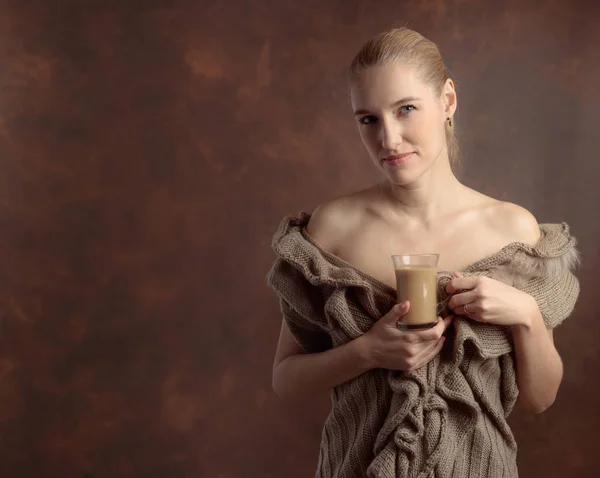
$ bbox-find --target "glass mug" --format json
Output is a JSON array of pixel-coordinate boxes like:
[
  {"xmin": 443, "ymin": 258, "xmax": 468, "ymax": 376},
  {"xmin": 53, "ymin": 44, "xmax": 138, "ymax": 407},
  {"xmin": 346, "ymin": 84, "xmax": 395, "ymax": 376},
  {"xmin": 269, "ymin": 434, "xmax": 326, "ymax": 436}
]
[{"xmin": 391, "ymin": 253, "xmax": 444, "ymax": 331}]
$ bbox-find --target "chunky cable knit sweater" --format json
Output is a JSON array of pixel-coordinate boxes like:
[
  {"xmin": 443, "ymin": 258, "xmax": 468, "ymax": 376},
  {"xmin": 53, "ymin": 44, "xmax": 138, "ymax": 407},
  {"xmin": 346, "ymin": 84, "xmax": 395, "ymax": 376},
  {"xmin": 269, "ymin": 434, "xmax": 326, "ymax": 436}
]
[{"xmin": 267, "ymin": 212, "xmax": 580, "ymax": 478}]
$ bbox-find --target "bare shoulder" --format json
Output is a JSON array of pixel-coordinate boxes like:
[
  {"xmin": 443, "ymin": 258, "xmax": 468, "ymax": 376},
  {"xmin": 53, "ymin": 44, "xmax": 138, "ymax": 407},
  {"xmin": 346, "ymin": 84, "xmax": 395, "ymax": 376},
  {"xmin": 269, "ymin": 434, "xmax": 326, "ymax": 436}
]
[
  {"xmin": 488, "ymin": 200, "xmax": 541, "ymax": 246},
  {"xmin": 305, "ymin": 187, "xmax": 375, "ymax": 254}
]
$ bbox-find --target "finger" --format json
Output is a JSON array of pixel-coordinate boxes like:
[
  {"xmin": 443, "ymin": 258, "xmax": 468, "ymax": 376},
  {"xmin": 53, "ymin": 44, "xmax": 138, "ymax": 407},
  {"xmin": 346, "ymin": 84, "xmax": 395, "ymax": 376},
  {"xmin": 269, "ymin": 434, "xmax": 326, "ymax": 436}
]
[
  {"xmin": 404, "ymin": 316, "xmax": 446, "ymax": 343},
  {"xmin": 442, "ymin": 314, "xmax": 455, "ymax": 331},
  {"xmin": 412, "ymin": 336, "xmax": 446, "ymax": 369},
  {"xmin": 458, "ymin": 303, "xmax": 480, "ymax": 318},
  {"xmin": 411, "ymin": 338, "xmax": 439, "ymax": 364},
  {"xmin": 417, "ymin": 330, "xmax": 446, "ymax": 357},
  {"xmin": 448, "ymin": 290, "xmax": 478, "ymax": 311},
  {"xmin": 384, "ymin": 301, "xmax": 410, "ymax": 325},
  {"xmin": 446, "ymin": 276, "xmax": 478, "ymax": 294},
  {"xmin": 453, "ymin": 272, "xmax": 463, "ymax": 278}
]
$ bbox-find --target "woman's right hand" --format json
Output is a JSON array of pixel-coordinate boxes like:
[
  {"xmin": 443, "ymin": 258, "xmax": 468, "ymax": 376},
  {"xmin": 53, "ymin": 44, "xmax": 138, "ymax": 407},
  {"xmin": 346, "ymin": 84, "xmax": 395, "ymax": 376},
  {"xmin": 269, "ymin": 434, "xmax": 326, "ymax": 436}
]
[{"xmin": 362, "ymin": 301, "xmax": 454, "ymax": 371}]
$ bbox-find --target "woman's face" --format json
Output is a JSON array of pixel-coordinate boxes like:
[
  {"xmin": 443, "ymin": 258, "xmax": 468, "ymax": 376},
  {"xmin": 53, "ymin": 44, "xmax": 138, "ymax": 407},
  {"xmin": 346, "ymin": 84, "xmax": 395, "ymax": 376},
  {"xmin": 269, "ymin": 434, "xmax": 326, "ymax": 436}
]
[{"xmin": 350, "ymin": 62, "xmax": 456, "ymax": 186}]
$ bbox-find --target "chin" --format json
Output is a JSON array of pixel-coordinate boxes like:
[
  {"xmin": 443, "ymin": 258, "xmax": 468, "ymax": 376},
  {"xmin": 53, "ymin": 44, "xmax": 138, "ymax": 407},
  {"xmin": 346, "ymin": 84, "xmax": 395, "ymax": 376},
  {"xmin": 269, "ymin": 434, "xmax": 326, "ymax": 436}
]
[
  {"xmin": 383, "ymin": 165, "xmax": 426, "ymax": 187},
  {"xmin": 388, "ymin": 175, "xmax": 419, "ymax": 188}
]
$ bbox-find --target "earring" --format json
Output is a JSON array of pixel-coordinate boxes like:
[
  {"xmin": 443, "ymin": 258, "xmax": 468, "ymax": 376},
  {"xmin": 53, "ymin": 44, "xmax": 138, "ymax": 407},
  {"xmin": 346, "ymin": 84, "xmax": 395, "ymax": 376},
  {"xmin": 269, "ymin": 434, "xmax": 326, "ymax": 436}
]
[{"xmin": 447, "ymin": 117, "xmax": 453, "ymax": 127}]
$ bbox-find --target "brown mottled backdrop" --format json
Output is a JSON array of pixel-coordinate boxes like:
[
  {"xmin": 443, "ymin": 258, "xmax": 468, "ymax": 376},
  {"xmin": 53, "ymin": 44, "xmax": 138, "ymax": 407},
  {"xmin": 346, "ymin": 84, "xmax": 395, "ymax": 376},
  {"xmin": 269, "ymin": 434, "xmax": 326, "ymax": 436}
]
[{"xmin": 0, "ymin": 0, "xmax": 598, "ymax": 477}]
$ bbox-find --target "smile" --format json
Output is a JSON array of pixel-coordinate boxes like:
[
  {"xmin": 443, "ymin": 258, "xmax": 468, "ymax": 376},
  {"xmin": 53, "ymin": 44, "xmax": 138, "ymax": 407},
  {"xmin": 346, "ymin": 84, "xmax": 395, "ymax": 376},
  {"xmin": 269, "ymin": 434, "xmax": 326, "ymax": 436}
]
[{"xmin": 382, "ymin": 152, "xmax": 414, "ymax": 165}]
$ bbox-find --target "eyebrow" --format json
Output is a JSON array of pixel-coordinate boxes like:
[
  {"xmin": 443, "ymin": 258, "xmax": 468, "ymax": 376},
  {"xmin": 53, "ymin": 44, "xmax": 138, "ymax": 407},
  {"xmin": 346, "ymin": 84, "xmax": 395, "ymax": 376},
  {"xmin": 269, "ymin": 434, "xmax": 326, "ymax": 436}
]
[{"xmin": 353, "ymin": 97, "xmax": 421, "ymax": 116}]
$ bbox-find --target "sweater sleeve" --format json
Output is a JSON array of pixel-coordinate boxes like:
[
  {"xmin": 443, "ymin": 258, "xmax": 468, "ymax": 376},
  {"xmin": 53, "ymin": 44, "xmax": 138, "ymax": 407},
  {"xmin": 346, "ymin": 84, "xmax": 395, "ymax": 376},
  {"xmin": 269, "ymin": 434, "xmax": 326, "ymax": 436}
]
[
  {"xmin": 521, "ymin": 268, "xmax": 580, "ymax": 328},
  {"xmin": 268, "ymin": 258, "xmax": 333, "ymax": 354},
  {"xmin": 279, "ymin": 297, "xmax": 332, "ymax": 354}
]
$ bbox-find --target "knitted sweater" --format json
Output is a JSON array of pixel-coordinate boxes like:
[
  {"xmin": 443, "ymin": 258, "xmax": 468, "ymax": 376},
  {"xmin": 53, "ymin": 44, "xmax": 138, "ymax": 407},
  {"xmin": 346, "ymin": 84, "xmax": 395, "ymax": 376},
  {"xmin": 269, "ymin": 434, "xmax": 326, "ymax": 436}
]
[{"xmin": 267, "ymin": 212, "xmax": 580, "ymax": 478}]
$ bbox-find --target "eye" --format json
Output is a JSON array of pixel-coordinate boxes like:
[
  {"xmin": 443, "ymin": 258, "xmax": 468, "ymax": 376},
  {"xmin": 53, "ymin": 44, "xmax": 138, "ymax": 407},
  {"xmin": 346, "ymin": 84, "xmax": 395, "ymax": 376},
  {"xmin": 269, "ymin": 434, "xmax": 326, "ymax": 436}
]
[
  {"xmin": 398, "ymin": 105, "xmax": 416, "ymax": 115},
  {"xmin": 359, "ymin": 115, "xmax": 377, "ymax": 125}
]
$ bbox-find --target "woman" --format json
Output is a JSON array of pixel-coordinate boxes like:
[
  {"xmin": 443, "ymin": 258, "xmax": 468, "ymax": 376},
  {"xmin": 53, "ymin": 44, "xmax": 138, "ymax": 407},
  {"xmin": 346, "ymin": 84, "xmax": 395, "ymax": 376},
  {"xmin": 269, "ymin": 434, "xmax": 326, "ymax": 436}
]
[{"xmin": 267, "ymin": 27, "xmax": 579, "ymax": 477}]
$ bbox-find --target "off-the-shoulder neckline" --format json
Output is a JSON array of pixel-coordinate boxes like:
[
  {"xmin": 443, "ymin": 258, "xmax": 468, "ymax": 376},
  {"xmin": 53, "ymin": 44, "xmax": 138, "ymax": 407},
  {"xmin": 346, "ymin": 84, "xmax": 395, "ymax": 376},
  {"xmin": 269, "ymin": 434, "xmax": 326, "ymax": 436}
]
[{"xmin": 299, "ymin": 219, "xmax": 551, "ymax": 294}]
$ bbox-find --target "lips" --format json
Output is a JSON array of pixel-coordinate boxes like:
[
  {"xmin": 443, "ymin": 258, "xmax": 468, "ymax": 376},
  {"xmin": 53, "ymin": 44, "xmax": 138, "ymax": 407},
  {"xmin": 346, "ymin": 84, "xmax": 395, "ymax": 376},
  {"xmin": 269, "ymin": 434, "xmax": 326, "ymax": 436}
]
[{"xmin": 382, "ymin": 152, "xmax": 414, "ymax": 165}]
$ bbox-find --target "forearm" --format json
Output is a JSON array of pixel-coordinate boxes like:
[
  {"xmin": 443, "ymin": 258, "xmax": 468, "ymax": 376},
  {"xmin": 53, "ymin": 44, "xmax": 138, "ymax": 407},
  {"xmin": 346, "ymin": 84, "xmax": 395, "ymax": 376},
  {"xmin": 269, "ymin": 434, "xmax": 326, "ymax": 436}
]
[
  {"xmin": 272, "ymin": 335, "xmax": 375, "ymax": 402},
  {"xmin": 512, "ymin": 305, "xmax": 563, "ymax": 413}
]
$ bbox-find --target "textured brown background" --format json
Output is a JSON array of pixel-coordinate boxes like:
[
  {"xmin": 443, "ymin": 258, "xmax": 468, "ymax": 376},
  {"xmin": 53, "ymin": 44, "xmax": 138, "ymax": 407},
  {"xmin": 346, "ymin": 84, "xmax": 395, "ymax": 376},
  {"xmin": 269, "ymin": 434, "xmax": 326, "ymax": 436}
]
[{"xmin": 0, "ymin": 0, "xmax": 598, "ymax": 477}]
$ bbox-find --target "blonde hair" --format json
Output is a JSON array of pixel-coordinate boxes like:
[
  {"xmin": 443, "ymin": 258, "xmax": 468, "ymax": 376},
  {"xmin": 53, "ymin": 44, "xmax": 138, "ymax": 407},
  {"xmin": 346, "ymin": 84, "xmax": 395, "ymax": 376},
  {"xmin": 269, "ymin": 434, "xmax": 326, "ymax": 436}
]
[{"xmin": 349, "ymin": 28, "xmax": 459, "ymax": 165}]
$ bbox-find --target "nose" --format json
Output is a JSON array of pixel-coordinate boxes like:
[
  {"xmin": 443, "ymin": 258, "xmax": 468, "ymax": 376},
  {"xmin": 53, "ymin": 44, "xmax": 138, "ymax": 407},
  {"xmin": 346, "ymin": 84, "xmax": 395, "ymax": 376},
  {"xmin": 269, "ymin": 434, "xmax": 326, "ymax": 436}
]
[{"xmin": 380, "ymin": 117, "xmax": 402, "ymax": 151}]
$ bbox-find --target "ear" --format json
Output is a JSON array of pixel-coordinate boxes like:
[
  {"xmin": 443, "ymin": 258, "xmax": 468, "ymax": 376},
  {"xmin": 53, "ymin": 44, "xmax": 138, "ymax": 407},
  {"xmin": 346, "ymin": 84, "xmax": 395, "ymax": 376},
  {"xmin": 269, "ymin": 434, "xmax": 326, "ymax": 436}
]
[{"xmin": 442, "ymin": 78, "xmax": 457, "ymax": 118}]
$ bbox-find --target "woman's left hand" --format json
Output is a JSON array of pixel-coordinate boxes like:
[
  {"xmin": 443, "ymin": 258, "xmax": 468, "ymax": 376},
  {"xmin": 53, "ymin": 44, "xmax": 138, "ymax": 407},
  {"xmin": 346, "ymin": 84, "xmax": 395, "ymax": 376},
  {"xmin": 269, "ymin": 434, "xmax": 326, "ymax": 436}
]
[{"xmin": 445, "ymin": 272, "xmax": 539, "ymax": 327}]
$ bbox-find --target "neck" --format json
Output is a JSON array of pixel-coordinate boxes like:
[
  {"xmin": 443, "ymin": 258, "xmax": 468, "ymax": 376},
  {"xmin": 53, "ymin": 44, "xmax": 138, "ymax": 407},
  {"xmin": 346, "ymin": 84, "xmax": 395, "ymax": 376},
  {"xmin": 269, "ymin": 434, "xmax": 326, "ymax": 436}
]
[{"xmin": 382, "ymin": 156, "xmax": 464, "ymax": 225}]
